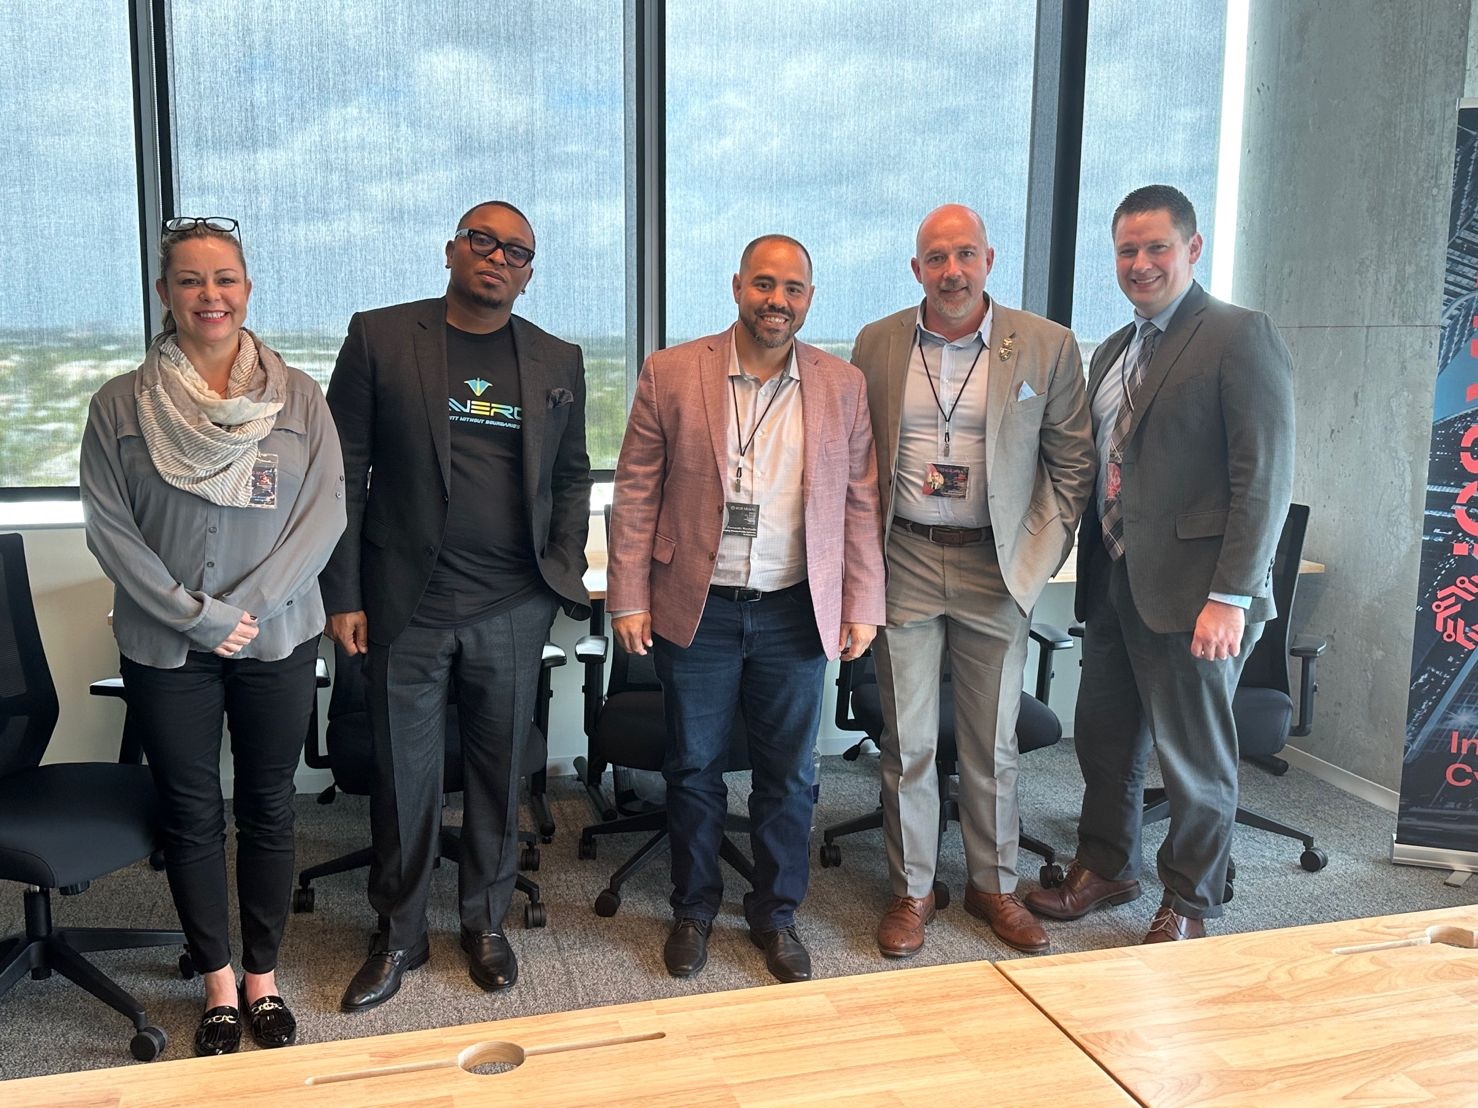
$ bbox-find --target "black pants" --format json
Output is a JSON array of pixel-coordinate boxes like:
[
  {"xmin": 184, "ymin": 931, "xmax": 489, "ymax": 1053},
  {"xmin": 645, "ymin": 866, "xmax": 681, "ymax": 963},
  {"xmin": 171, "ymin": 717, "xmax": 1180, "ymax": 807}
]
[
  {"xmin": 367, "ymin": 593, "xmax": 558, "ymax": 947},
  {"xmin": 120, "ymin": 637, "xmax": 318, "ymax": 974}
]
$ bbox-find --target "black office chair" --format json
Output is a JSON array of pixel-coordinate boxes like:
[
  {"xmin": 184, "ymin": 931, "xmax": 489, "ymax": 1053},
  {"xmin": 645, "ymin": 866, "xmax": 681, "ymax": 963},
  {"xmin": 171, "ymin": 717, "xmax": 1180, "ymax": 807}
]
[
  {"xmin": 816, "ymin": 625, "xmax": 1075, "ymax": 908},
  {"xmin": 572, "ymin": 631, "xmax": 755, "ymax": 917},
  {"xmin": 0, "ymin": 533, "xmax": 184, "ymax": 1061},
  {"xmin": 1140, "ymin": 502, "xmax": 1329, "ymax": 881},
  {"xmin": 291, "ymin": 640, "xmax": 564, "ymax": 928}
]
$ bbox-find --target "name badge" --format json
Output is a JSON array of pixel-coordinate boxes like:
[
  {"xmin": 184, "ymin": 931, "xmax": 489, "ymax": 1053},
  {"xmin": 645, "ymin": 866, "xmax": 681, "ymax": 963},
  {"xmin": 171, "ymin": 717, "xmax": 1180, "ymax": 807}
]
[
  {"xmin": 249, "ymin": 453, "xmax": 279, "ymax": 508},
  {"xmin": 923, "ymin": 462, "xmax": 969, "ymax": 498},
  {"xmin": 724, "ymin": 501, "xmax": 761, "ymax": 537}
]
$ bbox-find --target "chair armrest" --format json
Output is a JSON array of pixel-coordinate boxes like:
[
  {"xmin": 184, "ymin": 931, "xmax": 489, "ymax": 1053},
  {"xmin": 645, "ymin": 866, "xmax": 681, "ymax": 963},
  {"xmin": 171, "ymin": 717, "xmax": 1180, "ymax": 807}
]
[
  {"xmin": 1068, "ymin": 621, "xmax": 1084, "ymax": 639},
  {"xmin": 1029, "ymin": 622, "xmax": 1073, "ymax": 651},
  {"xmin": 1029, "ymin": 622, "xmax": 1076, "ymax": 705},
  {"xmin": 1290, "ymin": 634, "xmax": 1328, "ymax": 658},
  {"xmin": 575, "ymin": 634, "xmax": 608, "ymax": 663},
  {"xmin": 542, "ymin": 642, "xmax": 568, "ymax": 669},
  {"xmin": 833, "ymin": 652, "xmax": 871, "ymax": 732},
  {"xmin": 1289, "ymin": 638, "xmax": 1326, "ymax": 738}
]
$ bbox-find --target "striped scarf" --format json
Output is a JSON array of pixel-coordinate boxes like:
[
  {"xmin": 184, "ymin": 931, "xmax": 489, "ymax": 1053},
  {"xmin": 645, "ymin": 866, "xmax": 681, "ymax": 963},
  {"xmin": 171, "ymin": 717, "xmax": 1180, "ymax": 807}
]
[{"xmin": 135, "ymin": 330, "xmax": 286, "ymax": 508}]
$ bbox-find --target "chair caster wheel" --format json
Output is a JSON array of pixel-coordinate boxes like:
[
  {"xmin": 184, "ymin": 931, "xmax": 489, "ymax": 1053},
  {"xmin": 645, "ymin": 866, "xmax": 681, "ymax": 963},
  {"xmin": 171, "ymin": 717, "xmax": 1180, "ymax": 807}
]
[
  {"xmin": 520, "ymin": 846, "xmax": 541, "ymax": 871},
  {"xmin": 177, "ymin": 949, "xmax": 195, "ymax": 980},
  {"xmin": 933, "ymin": 881, "xmax": 950, "ymax": 911},
  {"xmin": 1039, "ymin": 863, "xmax": 1066, "ymax": 888},
  {"xmin": 130, "ymin": 1025, "xmax": 167, "ymax": 1061},
  {"xmin": 818, "ymin": 842, "xmax": 841, "ymax": 868},
  {"xmin": 292, "ymin": 886, "xmax": 315, "ymax": 913},
  {"xmin": 1301, "ymin": 847, "xmax": 1328, "ymax": 872},
  {"xmin": 525, "ymin": 902, "xmax": 548, "ymax": 928},
  {"xmin": 578, "ymin": 837, "xmax": 597, "ymax": 861},
  {"xmin": 594, "ymin": 889, "xmax": 621, "ymax": 917},
  {"xmin": 1224, "ymin": 880, "xmax": 1235, "ymax": 903}
]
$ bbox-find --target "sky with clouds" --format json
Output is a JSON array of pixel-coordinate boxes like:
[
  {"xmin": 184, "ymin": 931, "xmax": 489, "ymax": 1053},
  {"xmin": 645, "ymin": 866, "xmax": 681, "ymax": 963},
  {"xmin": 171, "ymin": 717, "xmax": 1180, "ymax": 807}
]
[{"xmin": 3, "ymin": 1, "xmax": 1223, "ymax": 347}]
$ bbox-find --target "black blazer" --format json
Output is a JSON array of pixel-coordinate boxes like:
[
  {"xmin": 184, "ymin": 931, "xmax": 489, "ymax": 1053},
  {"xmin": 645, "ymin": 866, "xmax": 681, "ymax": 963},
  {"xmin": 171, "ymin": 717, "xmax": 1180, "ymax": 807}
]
[{"xmin": 320, "ymin": 297, "xmax": 592, "ymax": 645}]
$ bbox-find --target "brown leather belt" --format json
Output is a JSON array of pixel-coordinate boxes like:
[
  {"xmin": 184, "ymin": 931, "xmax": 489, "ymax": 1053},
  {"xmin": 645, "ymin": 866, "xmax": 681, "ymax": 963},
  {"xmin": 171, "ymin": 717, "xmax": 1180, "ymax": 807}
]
[{"xmin": 892, "ymin": 515, "xmax": 991, "ymax": 547}]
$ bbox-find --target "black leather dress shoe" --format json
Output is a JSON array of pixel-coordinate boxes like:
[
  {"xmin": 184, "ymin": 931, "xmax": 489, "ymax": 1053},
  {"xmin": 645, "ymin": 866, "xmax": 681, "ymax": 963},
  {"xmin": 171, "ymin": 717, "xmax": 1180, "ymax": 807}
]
[
  {"xmin": 239, "ymin": 981, "xmax": 297, "ymax": 1048},
  {"xmin": 663, "ymin": 918, "xmax": 712, "ymax": 977},
  {"xmin": 340, "ymin": 933, "xmax": 430, "ymax": 1012},
  {"xmin": 193, "ymin": 1004, "xmax": 241, "ymax": 1057},
  {"xmin": 460, "ymin": 928, "xmax": 518, "ymax": 991},
  {"xmin": 750, "ymin": 925, "xmax": 812, "ymax": 983}
]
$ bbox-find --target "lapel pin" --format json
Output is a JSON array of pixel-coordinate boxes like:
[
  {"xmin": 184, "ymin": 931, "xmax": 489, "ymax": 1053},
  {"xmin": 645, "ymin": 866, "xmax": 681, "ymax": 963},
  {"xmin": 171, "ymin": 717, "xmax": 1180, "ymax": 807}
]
[{"xmin": 999, "ymin": 334, "xmax": 1015, "ymax": 362}]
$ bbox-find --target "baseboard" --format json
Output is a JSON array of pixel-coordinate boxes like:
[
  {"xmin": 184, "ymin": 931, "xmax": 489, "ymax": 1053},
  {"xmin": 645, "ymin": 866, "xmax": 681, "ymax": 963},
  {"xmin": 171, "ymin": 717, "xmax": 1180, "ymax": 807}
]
[{"xmin": 1279, "ymin": 744, "xmax": 1399, "ymax": 812}]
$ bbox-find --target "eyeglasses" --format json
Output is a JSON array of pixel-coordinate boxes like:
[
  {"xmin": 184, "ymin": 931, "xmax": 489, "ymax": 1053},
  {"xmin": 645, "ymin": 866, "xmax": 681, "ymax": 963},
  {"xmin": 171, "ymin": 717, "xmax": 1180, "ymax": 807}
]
[
  {"xmin": 163, "ymin": 216, "xmax": 240, "ymax": 238},
  {"xmin": 454, "ymin": 228, "xmax": 535, "ymax": 268}
]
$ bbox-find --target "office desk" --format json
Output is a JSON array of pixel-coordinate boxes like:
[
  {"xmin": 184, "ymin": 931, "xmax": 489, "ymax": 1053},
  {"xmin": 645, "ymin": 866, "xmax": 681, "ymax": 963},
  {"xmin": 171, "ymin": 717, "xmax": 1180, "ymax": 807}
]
[
  {"xmin": 8, "ymin": 962, "xmax": 1129, "ymax": 1107},
  {"xmin": 999, "ymin": 905, "xmax": 1478, "ymax": 1107}
]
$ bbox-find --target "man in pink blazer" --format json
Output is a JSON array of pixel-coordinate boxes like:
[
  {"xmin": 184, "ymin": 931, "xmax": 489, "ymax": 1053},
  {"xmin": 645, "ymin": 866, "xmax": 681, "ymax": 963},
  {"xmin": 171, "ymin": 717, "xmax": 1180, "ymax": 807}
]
[{"xmin": 608, "ymin": 234, "xmax": 885, "ymax": 984}]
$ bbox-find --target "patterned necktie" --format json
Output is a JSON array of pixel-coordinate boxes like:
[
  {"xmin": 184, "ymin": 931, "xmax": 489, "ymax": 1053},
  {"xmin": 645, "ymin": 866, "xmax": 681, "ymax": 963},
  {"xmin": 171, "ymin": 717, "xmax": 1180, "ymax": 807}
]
[{"xmin": 1101, "ymin": 320, "xmax": 1160, "ymax": 560}]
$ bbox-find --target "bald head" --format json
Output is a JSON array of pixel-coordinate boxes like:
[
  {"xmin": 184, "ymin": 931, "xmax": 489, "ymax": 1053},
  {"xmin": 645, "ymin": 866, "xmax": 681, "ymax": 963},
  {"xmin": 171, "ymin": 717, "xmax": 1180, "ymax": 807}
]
[
  {"xmin": 915, "ymin": 204, "xmax": 989, "ymax": 256},
  {"xmin": 912, "ymin": 204, "xmax": 995, "ymax": 340}
]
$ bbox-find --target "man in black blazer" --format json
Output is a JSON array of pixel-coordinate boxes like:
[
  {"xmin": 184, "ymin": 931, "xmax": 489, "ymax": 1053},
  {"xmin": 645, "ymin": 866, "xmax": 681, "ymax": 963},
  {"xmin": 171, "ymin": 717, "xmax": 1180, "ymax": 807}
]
[
  {"xmin": 322, "ymin": 201, "xmax": 591, "ymax": 1009},
  {"xmin": 1025, "ymin": 185, "xmax": 1293, "ymax": 942}
]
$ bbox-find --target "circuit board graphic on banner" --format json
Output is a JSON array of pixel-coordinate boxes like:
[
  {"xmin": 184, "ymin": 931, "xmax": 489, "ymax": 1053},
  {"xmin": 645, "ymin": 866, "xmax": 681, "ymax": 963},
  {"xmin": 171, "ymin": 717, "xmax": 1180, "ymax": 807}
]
[{"xmin": 1399, "ymin": 101, "xmax": 1478, "ymax": 861}]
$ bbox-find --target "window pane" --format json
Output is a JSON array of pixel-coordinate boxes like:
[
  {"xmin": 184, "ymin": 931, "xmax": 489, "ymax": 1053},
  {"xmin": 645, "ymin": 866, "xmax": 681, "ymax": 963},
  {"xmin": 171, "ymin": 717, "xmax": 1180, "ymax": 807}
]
[
  {"xmin": 666, "ymin": 3, "xmax": 1034, "ymax": 357},
  {"xmin": 0, "ymin": 6, "xmax": 142, "ymax": 488},
  {"xmin": 169, "ymin": 2, "xmax": 631, "ymax": 467},
  {"xmin": 1073, "ymin": 0, "xmax": 1227, "ymax": 345}
]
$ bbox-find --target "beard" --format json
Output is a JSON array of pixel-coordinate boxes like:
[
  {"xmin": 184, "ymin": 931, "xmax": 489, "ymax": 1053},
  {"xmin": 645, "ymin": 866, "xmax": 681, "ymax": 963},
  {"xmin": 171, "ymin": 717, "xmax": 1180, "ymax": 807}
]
[{"xmin": 740, "ymin": 308, "xmax": 796, "ymax": 349}]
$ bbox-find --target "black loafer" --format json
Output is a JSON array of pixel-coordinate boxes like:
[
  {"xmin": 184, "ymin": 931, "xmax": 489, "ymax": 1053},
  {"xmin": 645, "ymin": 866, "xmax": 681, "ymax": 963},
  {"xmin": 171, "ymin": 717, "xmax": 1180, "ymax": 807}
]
[
  {"xmin": 663, "ymin": 918, "xmax": 712, "ymax": 977},
  {"xmin": 750, "ymin": 925, "xmax": 812, "ymax": 983},
  {"xmin": 460, "ymin": 928, "xmax": 518, "ymax": 991},
  {"xmin": 340, "ymin": 933, "xmax": 430, "ymax": 1012},
  {"xmin": 194, "ymin": 1004, "xmax": 241, "ymax": 1056},
  {"xmin": 239, "ymin": 981, "xmax": 297, "ymax": 1048}
]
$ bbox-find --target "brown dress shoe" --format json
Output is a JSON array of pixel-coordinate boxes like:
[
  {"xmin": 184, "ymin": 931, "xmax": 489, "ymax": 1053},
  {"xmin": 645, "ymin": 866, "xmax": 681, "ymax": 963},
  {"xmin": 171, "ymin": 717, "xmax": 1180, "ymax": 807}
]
[
  {"xmin": 1023, "ymin": 862, "xmax": 1142, "ymax": 921},
  {"xmin": 877, "ymin": 892, "xmax": 936, "ymax": 958},
  {"xmin": 963, "ymin": 888, "xmax": 1049, "ymax": 953},
  {"xmin": 1143, "ymin": 906, "xmax": 1207, "ymax": 943}
]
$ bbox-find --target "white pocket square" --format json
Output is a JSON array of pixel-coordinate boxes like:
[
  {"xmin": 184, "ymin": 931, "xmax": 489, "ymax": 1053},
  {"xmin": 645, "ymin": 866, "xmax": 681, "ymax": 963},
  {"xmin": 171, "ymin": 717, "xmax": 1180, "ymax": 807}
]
[{"xmin": 1017, "ymin": 381, "xmax": 1037, "ymax": 401}]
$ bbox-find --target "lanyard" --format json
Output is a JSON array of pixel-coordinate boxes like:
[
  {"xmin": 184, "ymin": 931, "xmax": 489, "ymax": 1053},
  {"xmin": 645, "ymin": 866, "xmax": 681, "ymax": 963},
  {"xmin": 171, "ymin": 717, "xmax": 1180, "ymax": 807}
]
[
  {"xmin": 730, "ymin": 371, "xmax": 792, "ymax": 493},
  {"xmin": 917, "ymin": 331, "xmax": 984, "ymax": 458}
]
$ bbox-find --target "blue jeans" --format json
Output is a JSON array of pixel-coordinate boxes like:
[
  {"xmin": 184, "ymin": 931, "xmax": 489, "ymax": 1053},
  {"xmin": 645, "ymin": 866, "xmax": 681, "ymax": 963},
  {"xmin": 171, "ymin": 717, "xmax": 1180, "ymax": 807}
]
[{"xmin": 653, "ymin": 583, "xmax": 827, "ymax": 931}]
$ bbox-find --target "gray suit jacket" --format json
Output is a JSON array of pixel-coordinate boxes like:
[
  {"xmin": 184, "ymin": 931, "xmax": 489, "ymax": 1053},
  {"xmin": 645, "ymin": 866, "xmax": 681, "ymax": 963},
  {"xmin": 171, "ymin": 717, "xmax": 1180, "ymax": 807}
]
[
  {"xmin": 320, "ymin": 297, "xmax": 592, "ymax": 645},
  {"xmin": 1075, "ymin": 281, "xmax": 1294, "ymax": 632},
  {"xmin": 851, "ymin": 302, "xmax": 1095, "ymax": 613}
]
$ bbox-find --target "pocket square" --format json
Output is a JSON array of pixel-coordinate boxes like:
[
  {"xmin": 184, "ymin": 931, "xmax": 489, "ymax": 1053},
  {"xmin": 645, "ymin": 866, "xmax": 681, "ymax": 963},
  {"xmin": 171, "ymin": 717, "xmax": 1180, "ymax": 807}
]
[
  {"xmin": 547, "ymin": 387, "xmax": 574, "ymax": 408},
  {"xmin": 1017, "ymin": 381, "xmax": 1038, "ymax": 401}
]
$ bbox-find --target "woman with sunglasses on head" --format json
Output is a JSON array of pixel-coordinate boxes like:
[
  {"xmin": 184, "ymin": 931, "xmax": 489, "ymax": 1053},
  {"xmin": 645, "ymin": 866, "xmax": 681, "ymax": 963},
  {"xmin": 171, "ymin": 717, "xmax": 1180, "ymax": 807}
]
[{"xmin": 80, "ymin": 217, "xmax": 346, "ymax": 1057}]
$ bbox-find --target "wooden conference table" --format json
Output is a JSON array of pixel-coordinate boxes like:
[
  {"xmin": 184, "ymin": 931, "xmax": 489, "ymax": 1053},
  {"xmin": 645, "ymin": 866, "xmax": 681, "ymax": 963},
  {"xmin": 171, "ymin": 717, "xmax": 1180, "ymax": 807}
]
[{"xmin": 14, "ymin": 906, "xmax": 1474, "ymax": 1106}]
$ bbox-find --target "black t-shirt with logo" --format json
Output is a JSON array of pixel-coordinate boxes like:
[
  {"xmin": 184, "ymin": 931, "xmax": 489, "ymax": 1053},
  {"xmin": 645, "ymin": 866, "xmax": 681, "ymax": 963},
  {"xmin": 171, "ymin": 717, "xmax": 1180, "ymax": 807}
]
[{"xmin": 410, "ymin": 322, "xmax": 543, "ymax": 628}]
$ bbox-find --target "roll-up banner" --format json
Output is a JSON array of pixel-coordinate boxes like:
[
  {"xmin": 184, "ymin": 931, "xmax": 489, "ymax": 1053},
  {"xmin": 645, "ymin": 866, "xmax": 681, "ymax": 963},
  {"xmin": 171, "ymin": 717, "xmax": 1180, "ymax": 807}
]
[{"xmin": 1396, "ymin": 99, "xmax": 1478, "ymax": 870}]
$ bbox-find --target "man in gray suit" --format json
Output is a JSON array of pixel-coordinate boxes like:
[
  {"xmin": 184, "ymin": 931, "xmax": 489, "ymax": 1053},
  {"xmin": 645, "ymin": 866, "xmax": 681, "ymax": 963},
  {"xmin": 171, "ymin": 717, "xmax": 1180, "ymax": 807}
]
[
  {"xmin": 1024, "ymin": 185, "xmax": 1293, "ymax": 942},
  {"xmin": 322, "ymin": 201, "xmax": 591, "ymax": 1008},
  {"xmin": 851, "ymin": 204, "xmax": 1094, "ymax": 958}
]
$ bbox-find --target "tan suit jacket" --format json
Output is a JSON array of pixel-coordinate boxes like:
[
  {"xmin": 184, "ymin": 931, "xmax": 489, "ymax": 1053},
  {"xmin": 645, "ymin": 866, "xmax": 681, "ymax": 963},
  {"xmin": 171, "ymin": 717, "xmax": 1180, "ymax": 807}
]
[
  {"xmin": 850, "ymin": 303, "xmax": 1095, "ymax": 613},
  {"xmin": 607, "ymin": 327, "xmax": 885, "ymax": 657}
]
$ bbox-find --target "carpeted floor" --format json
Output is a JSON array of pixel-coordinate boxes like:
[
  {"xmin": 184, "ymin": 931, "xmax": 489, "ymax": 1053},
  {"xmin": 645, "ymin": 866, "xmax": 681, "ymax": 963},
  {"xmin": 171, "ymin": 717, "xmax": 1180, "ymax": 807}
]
[{"xmin": 1, "ymin": 741, "xmax": 1474, "ymax": 1081}]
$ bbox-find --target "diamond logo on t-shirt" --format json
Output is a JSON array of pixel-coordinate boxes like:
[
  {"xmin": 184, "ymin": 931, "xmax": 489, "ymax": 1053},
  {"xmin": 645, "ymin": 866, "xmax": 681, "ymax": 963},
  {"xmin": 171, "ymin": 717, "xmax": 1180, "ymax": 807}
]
[{"xmin": 464, "ymin": 377, "xmax": 492, "ymax": 397}]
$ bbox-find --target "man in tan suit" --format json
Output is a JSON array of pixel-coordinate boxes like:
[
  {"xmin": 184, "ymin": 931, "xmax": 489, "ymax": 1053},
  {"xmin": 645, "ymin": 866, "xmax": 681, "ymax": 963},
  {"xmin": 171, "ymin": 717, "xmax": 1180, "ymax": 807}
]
[
  {"xmin": 608, "ymin": 234, "xmax": 884, "ymax": 984},
  {"xmin": 851, "ymin": 205, "xmax": 1094, "ymax": 958}
]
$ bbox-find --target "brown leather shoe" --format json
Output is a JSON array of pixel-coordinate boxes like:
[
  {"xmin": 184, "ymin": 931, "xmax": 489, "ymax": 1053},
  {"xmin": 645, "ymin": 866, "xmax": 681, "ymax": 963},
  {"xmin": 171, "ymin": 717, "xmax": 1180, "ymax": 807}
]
[
  {"xmin": 1143, "ymin": 906, "xmax": 1206, "ymax": 943},
  {"xmin": 963, "ymin": 888, "xmax": 1049, "ymax": 953},
  {"xmin": 1023, "ymin": 862, "xmax": 1142, "ymax": 921},
  {"xmin": 877, "ymin": 892, "xmax": 936, "ymax": 958}
]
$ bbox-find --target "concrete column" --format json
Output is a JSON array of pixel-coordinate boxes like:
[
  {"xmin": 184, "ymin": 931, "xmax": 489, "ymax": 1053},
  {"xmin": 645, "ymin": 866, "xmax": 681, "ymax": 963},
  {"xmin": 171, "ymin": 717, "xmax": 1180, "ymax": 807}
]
[{"xmin": 1235, "ymin": 0, "xmax": 1470, "ymax": 789}]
